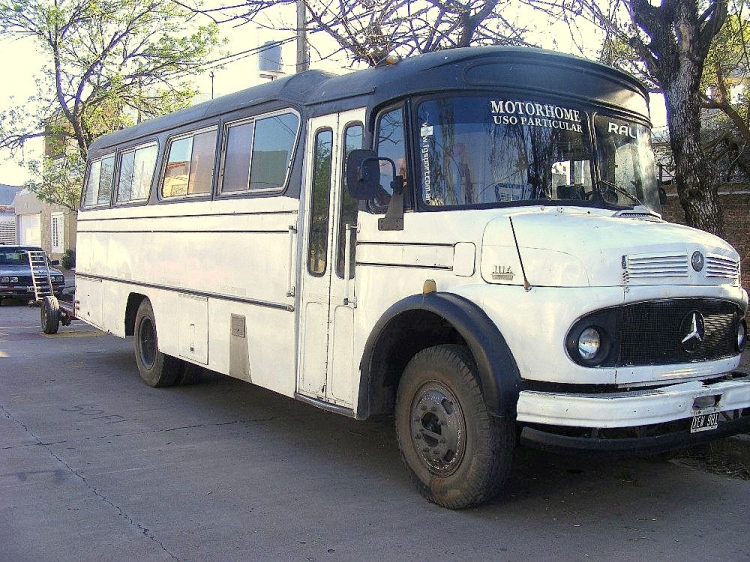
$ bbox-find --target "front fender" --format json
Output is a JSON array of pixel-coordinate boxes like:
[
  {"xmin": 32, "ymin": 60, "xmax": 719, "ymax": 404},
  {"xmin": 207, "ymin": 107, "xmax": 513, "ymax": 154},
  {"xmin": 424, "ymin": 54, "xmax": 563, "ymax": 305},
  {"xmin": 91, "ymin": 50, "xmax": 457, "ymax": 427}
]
[{"xmin": 357, "ymin": 291, "xmax": 521, "ymax": 418}]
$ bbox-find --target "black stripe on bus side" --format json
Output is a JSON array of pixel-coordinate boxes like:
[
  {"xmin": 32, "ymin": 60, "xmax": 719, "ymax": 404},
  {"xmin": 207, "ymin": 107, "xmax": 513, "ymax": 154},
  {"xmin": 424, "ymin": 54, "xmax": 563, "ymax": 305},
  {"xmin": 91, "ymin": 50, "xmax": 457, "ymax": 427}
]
[{"xmin": 355, "ymin": 262, "xmax": 452, "ymax": 271}]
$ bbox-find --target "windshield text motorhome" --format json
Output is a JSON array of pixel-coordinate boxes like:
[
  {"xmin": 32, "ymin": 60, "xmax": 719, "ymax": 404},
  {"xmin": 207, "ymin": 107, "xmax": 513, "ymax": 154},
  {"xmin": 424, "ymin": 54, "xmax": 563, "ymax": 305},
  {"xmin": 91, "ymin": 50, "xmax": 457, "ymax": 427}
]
[{"xmin": 71, "ymin": 47, "xmax": 750, "ymax": 509}]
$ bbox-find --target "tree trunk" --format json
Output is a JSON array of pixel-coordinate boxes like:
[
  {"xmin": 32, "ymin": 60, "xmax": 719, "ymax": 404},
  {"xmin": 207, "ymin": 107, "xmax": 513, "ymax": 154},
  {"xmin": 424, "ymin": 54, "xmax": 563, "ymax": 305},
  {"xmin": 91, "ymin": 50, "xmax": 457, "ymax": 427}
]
[
  {"xmin": 628, "ymin": 0, "xmax": 727, "ymax": 237},
  {"xmin": 664, "ymin": 74, "xmax": 724, "ymax": 237}
]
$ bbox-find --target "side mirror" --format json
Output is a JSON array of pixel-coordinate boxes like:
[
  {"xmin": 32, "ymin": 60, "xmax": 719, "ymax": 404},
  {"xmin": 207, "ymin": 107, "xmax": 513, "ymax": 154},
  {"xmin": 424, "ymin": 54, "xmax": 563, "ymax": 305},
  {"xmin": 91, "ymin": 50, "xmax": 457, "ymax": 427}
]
[
  {"xmin": 50, "ymin": 259, "xmax": 60, "ymax": 266},
  {"xmin": 346, "ymin": 149, "xmax": 380, "ymax": 200}
]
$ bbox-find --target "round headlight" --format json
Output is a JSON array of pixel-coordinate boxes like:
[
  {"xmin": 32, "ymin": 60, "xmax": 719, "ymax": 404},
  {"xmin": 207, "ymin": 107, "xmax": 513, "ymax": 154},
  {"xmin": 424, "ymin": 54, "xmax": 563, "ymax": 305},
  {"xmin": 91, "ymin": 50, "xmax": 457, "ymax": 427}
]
[
  {"xmin": 578, "ymin": 327, "xmax": 601, "ymax": 361},
  {"xmin": 737, "ymin": 320, "xmax": 747, "ymax": 352}
]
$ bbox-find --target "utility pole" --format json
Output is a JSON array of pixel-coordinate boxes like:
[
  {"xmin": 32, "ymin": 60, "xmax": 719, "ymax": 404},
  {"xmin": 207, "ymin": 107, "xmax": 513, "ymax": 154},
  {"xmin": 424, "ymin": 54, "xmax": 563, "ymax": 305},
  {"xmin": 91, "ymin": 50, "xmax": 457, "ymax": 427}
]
[{"xmin": 296, "ymin": 0, "xmax": 309, "ymax": 72}]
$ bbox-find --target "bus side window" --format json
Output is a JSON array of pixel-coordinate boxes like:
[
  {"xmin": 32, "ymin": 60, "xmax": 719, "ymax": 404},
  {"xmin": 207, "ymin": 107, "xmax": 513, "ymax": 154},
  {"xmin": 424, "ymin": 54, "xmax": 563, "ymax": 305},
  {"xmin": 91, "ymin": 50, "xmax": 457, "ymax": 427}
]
[
  {"xmin": 249, "ymin": 113, "xmax": 299, "ymax": 191},
  {"xmin": 307, "ymin": 128, "xmax": 333, "ymax": 276},
  {"xmin": 337, "ymin": 123, "xmax": 363, "ymax": 279},
  {"xmin": 221, "ymin": 121, "xmax": 254, "ymax": 193},
  {"xmin": 162, "ymin": 129, "xmax": 217, "ymax": 198},
  {"xmin": 82, "ymin": 154, "xmax": 115, "ymax": 208},
  {"xmin": 375, "ymin": 107, "xmax": 406, "ymax": 210},
  {"xmin": 116, "ymin": 144, "xmax": 157, "ymax": 204}
]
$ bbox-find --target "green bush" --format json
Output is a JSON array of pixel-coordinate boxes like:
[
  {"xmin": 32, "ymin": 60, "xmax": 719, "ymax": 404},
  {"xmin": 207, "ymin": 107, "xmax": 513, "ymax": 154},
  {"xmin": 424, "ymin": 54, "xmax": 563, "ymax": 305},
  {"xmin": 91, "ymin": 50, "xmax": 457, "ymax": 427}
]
[{"xmin": 61, "ymin": 249, "xmax": 76, "ymax": 269}]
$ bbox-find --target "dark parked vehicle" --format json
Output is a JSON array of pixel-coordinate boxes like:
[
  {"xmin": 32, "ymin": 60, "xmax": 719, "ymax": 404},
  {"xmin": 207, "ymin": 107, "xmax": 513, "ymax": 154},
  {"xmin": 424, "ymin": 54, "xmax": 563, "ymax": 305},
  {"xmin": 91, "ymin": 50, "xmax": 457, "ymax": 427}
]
[{"xmin": 0, "ymin": 246, "xmax": 65, "ymax": 303}]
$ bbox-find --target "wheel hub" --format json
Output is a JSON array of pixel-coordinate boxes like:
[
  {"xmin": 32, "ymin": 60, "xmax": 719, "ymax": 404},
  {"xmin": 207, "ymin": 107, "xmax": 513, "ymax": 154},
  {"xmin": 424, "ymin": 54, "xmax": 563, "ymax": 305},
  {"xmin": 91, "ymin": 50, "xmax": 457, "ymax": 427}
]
[
  {"xmin": 409, "ymin": 382, "xmax": 466, "ymax": 476},
  {"xmin": 139, "ymin": 318, "xmax": 157, "ymax": 368}
]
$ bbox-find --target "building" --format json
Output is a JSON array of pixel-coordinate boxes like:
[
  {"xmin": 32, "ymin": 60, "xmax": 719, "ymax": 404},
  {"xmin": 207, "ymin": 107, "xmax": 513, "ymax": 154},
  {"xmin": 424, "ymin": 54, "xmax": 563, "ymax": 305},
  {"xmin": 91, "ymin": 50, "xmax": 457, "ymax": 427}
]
[
  {"xmin": 0, "ymin": 184, "xmax": 21, "ymax": 245},
  {"xmin": 12, "ymin": 189, "xmax": 76, "ymax": 263}
]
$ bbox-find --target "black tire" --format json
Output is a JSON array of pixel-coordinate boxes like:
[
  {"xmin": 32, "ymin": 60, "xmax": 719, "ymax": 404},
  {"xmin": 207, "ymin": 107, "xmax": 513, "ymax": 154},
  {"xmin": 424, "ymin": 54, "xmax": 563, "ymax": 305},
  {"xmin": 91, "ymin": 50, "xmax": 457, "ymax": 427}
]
[
  {"xmin": 133, "ymin": 299, "xmax": 180, "ymax": 387},
  {"xmin": 395, "ymin": 344, "xmax": 514, "ymax": 509},
  {"xmin": 40, "ymin": 296, "xmax": 60, "ymax": 334},
  {"xmin": 175, "ymin": 360, "xmax": 204, "ymax": 385}
]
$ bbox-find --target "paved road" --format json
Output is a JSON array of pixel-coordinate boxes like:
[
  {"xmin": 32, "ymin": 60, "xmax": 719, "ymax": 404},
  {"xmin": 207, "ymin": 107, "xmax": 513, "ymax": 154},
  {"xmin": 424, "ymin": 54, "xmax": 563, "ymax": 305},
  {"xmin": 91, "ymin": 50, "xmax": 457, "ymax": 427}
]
[{"xmin": 2, "ymin": 302, "xmax": 750, "ymax": 562}]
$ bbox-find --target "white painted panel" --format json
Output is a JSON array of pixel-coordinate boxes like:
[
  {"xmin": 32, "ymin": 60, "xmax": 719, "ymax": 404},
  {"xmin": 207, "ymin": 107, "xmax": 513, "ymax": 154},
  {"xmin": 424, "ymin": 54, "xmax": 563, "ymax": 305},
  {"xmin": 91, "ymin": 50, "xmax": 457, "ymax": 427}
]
[{"xmin": 178, "ymin": 293, "xmax": 208, "ymax": 364}]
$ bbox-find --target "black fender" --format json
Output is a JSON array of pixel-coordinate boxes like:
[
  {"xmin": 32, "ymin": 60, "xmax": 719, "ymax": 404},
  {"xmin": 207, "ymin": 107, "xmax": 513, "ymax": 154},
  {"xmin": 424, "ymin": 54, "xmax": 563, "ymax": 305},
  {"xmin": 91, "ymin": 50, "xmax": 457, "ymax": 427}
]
[{"xmin": 357, "ymin": 291, "xmax": 521, "ymax": 419}]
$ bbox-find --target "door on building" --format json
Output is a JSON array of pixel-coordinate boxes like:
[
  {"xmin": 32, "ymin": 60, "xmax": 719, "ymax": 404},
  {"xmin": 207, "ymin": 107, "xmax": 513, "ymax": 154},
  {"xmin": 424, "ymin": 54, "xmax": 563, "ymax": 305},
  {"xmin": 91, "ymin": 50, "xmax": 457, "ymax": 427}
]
[{"xmin": 17, "ymin": 213, "xmax": 41, "ymax": 246}]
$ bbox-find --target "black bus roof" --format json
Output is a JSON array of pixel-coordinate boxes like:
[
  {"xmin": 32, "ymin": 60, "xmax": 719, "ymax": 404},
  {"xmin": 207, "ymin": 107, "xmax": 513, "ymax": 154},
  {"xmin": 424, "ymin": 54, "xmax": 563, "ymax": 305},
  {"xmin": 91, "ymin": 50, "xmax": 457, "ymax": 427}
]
[{"xmin": 89, "ymin": 46, "xmax": 650, "ymax": 154}]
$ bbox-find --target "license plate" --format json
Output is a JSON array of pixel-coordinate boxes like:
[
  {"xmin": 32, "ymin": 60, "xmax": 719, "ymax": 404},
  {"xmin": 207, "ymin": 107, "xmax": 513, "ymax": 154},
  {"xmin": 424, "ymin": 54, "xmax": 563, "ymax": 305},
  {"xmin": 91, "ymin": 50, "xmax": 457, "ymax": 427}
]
[{"xmin": 690, "ymin": 412, "xmax": 719, "ymax": 433}]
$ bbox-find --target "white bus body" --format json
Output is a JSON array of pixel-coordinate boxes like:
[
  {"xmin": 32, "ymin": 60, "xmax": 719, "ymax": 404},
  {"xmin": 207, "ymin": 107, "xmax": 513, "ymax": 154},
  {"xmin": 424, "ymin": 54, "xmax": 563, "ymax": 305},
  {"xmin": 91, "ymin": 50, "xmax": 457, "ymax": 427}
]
[{"xmin": 76, "ymin": 47, "xmax": 750, "ymax": 508}]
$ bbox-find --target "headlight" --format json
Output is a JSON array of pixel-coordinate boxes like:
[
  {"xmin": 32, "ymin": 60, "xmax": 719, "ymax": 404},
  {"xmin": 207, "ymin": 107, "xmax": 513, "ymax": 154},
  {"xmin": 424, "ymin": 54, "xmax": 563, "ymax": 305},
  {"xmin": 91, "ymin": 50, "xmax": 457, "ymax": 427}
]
[
  {"xmin": 737, "ymin": 320, "xmax": 747, "ymax": 352},
  {"xmin": 578, "ymin": 327, "xmax": 601, "ymax": 361},
  {"xmin": 566, "ymin": 312, "xmax": 615, "ymax": 367},
  {"xmin": 0, "ymin": 277, "xmax": 8, "ymax": 283}
]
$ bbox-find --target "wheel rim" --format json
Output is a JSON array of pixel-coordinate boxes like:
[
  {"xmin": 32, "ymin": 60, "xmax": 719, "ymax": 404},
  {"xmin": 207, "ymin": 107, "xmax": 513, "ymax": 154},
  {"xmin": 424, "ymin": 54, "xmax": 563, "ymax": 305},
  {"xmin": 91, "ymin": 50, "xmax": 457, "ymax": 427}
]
[
  {"xmin": 138, "ymin": 317, "xmax": 157, "ymax": 369},
  {"xmin": 409, "ymin": 381, "xmax": 466, "ymax": 477}
]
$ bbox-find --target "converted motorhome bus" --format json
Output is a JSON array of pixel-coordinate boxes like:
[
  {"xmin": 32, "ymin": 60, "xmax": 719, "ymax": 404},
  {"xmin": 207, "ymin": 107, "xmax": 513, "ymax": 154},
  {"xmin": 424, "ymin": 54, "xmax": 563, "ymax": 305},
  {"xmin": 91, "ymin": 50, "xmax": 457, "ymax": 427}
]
[{"xmin": 75, "ymin": 47, "xmax": 750, "ymax": 509}]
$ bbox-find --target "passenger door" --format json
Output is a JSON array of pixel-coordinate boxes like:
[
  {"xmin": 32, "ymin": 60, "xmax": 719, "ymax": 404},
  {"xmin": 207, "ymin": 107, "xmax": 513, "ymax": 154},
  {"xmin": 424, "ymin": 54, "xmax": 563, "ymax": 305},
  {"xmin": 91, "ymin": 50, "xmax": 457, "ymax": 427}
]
[{"xmin": 298, "ymin": 110, "xmax": 364, "ymax": 408}]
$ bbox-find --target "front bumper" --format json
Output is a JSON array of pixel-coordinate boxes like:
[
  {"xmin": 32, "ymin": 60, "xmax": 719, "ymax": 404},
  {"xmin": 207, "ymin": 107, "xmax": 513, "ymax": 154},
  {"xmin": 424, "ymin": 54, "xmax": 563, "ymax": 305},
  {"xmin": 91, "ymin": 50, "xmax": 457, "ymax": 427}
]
[
  {"xmin": 517, "ymin": 373, "xmax": 750, "ymax": 453},
  {"xmin": 0, "ymin": 284, "xmax": 65, "ymax": 298}
]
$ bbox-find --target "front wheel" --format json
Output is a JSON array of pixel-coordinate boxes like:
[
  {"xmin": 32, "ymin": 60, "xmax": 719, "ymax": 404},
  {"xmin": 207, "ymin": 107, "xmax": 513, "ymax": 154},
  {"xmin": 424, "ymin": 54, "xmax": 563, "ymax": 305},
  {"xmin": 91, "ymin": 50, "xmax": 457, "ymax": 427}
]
[
  {"xmin": 133, "ymin": 299, "xmax": 180, "ymax": 387},
  {"xmin": 395, "ymin": 344, "xmax": 514, "ymax": 509}
]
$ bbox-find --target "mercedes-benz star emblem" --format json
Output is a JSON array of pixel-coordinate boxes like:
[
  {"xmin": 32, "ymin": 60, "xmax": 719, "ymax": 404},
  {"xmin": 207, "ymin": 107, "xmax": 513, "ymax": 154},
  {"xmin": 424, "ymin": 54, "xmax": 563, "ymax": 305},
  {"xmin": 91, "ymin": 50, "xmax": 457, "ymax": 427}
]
[
  {"xmin": 680, "ymin": 311, "xmax": 705, "ymax": 352},
  {"xmin": 691, "ymin": 251, "xmax": 705, "ymax": 272}
]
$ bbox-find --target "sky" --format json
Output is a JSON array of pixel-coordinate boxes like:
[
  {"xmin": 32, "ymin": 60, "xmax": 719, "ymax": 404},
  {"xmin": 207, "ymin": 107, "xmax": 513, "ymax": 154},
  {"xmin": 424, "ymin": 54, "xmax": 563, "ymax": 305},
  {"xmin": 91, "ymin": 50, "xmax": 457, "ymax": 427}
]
[{"xmin": 0, "ymin": 2, "xmax": 666, "ymax": 186}]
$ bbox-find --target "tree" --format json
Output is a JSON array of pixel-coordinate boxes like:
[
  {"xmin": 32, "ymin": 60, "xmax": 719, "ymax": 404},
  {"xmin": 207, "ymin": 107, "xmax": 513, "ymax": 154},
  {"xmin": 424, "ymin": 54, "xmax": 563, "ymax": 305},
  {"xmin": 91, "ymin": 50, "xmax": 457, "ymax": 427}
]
[
  {"xmin": 629, "ymin": 0, "xmax": 728, "ymax": 236},
  {"xmin": 700, "ymin": 3, "xmax": 750, "ymax": 182},
  {"xmin": 184, "ymin": 0, "xmax": 531, "ymax": 67},
  {"xmin": 528, "ymin": 0, "xmax": 730, "ymax": 236},
  {"xmin": 0, "ymin": 0, "xmax": 221, "ymax": 210}
]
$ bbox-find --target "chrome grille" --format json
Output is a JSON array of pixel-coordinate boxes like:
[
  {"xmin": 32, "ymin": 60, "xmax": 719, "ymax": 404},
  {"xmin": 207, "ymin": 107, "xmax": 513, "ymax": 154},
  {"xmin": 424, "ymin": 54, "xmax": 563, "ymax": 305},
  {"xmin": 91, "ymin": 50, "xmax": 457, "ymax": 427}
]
[
  {"xmin": 623, "ymin": 253, "xmax": 688, "ymax": 281},
  {"xmin": 706, "ymin": 254, "xmax": 740, "ymax": 284}
]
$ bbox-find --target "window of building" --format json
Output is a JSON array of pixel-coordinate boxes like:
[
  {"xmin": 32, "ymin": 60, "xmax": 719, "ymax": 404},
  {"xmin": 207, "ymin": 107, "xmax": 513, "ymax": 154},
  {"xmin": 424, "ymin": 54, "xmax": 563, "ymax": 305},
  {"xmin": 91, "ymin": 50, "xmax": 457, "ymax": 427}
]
[{"xmin": 51, "ymin": 212, "xmax": 64, "ymax": 254}]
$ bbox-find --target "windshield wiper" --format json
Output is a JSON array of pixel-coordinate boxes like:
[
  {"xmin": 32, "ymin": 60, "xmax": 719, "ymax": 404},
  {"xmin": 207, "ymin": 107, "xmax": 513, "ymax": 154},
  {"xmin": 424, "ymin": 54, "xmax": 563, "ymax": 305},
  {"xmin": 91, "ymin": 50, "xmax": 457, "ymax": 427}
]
[{"xmin": 597, "ymin": 179, "xmax": 643, "ymax": 207}]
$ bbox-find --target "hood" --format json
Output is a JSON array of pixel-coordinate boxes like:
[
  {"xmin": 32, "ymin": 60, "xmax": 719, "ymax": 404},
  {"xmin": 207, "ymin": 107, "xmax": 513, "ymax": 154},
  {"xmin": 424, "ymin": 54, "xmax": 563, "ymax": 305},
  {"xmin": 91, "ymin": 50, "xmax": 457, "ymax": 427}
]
[{"xmin": 480, "ymin": 207, "xmax": 741, "ymax": 288}]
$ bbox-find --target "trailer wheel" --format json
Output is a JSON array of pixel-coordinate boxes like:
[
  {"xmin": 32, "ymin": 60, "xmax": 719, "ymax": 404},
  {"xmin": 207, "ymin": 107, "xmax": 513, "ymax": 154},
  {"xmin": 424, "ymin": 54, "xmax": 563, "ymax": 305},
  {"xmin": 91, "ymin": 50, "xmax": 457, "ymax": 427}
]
[
  {"xmin": 395, "ymin": 344, "xmax": 514, "ymax": 509},
  {"xmin": 40, "ymin": 296, "xmax": 60, "ymax": 334},
  {"xmin": 134, "ymin": 299, "xmax": 180, "ymax": 387}
]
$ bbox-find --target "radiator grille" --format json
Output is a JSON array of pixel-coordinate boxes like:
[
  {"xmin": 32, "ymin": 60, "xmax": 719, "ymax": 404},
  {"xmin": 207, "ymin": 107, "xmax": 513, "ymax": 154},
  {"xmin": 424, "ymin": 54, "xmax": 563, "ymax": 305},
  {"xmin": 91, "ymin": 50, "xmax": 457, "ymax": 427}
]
[{"xmin": 618, "ymin": 299, "xmax": 739, "ymax": 366}]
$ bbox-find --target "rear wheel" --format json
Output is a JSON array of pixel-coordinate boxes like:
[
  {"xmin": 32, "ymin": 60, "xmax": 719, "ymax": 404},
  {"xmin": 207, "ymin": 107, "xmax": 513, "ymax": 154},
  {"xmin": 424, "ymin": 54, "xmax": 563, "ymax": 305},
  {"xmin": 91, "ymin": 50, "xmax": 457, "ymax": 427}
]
[
  {"xmin": 133, "ymin": 299, "xmax": 180, "ymax": 387},
  {"xmin": 395, "ymin": 344, "xmax": 514, "ymax": 509},
  {"xmin": 175, "ymin": 360, "xmax": 204, "ymax": 385},
  {"xmin": 40, "ymin": 296, "xmax": 60, "ymax": 334}
]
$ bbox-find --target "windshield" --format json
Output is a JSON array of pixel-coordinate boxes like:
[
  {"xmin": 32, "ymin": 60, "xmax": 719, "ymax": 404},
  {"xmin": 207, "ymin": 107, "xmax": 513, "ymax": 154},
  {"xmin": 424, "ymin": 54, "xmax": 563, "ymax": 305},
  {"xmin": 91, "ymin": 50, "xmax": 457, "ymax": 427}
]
[
  {"xmin": 0, "ymin": 248, "xmax": 39, "ymax": 266},
  {"xmin": 415, "ymin": 96, "xmax": 660, "ymax": 212},
  {"xmin": 594, "ymin": 115, "xmax": 660, "ymax": 212},
  {"xmin": 417, "ymin": 97, "xmax": 593, "ymax": 207}
]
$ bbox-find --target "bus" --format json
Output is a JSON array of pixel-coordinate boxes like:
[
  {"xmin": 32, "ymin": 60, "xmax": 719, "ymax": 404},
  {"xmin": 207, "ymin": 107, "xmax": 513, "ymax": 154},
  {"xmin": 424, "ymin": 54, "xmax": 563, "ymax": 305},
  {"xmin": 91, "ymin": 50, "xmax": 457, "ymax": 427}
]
[{"xmin": 73, "ymin": 46, "xmax": 750, "ymax": 509}]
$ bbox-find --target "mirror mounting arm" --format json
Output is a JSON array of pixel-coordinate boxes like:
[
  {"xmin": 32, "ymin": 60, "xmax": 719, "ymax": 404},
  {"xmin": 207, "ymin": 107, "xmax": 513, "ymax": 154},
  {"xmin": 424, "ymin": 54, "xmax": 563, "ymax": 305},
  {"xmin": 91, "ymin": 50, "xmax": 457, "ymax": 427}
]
[{"xmin": 378, "ymin": 181, "xmax": 404, "ymax": 231}]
